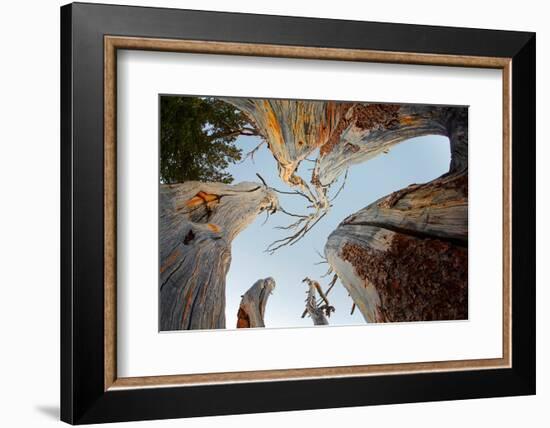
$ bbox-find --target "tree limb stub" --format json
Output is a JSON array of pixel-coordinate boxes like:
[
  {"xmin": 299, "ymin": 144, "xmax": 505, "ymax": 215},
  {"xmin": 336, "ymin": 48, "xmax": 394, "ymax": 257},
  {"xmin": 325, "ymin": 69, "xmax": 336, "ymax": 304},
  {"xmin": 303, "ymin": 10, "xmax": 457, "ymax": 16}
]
[
  {"xmin": 159, "ymin": 181, "xmax": 279, "ymax": 331},
  {"xmin": 236, "ymin": 277, "xmax": 276, "ymax": 328},
  {"xmin": 300, "ymin": 273, "xmax": 338, "ymax": 319},
  {"xmin": 301, "ymin": 277, "xmax": 335, "ymax": 325}
]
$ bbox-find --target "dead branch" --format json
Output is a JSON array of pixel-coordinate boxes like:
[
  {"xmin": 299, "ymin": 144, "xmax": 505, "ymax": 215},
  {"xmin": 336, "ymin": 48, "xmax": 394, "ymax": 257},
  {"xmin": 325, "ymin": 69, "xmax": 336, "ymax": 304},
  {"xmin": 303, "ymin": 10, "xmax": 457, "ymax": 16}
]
[
  {"xmin": 266, "ymin": 210, "xmax": 327, "ymax": 254},
  {"xmin": 254, "ymin": 173, "xmax": 329, "ymax": 254},
  {"xmin": 256, "ymin": 173, "xmax": 314, "ymax": 204},
  {"xmin": 330, "ymin": 168, "xmax": 349, "ymax": 202},
  {"xmin": 300, "ymin": 275, "xmax": 338, "ymax": 320},
  {"xmin": 274, "ymin": 217, "xmax": 308, "ymax": 231},
  {"xmin": 320, "ymin": 266, "xmax": 334, "ymax": 278},
  {"xmin": 238, "ymin": 140, "xmax": 266, "ymax": 164}
]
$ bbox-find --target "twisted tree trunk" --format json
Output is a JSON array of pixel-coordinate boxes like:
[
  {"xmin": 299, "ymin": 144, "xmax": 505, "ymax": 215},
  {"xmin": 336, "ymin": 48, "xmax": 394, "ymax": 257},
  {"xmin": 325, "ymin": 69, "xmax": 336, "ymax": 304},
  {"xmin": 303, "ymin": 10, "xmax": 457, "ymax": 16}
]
[
  {"xmin": 223, "ymin": 97, "xmax": 468, "ymax": 322},
  {"xmin": 223, "ymin": 98, "xmax": 466, "ymax": 188},
  {"xmin": 223, "ymin": 98, "xmax": 467, "ymax": 251},
  {"xmin": 236, "ymin": 277, "xmax": 276, "ymax": 328},
  {"xmin": 159, "ymin": 181, "xmax": 278, "ymax": 331},
  {"xmin": 323, "ymin": 103, "xmax": 468, "ymax": 323}
]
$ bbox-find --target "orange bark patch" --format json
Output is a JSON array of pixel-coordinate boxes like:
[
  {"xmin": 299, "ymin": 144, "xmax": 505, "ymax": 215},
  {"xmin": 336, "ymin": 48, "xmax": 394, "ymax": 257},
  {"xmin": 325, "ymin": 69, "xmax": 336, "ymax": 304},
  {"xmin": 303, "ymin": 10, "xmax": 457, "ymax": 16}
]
[
  {"xmin": 236, "ymin": 307, "xmax": 250, "ymax": 328},
  {"xmin": 263, "ymin": 100, "xmax": 284, "ymax": 145},
  {"xmin": 185, "ymin": 191, "xmax": 220, "ymax": 208},
  {"xmin": 182, "ymin": 284, "xmax": 196, "ymax": 323},
  {"xmin": 399, "ymin": 115, "xmax": 417, "ymax": 126},
  {"xmin": 206, "ymin": 223, "xmax": 221, "ymax": 233},
  {"xmin": 160, "ymin": 248, "xmax": 181, "ymax": 273}
]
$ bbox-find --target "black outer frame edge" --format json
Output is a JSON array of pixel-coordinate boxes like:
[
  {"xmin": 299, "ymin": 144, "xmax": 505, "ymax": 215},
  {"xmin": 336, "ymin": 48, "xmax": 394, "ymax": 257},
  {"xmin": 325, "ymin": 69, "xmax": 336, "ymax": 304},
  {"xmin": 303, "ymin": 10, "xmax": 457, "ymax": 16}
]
[
  {"xmin": 510, "ymin": 34, "xmax": 536, "ymax": 392},
  {"xmin": 60, "ymin": 2, "xmax": 536, "ymax": 424},
  {"xmin": 60, "ymin": 4, "xmax": 74, "ymax": 425},
  {"xmin": 70, "ymin": 1, "xmax": 533, "ymax": 57}
]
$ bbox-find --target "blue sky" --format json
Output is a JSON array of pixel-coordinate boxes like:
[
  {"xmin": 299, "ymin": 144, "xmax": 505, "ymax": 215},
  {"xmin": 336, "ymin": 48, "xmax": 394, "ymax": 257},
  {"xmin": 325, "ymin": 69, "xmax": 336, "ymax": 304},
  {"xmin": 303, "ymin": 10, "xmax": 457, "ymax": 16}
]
[{"xmin": 225, "ymin": 134, "xmax": 450, "ymax": 329}]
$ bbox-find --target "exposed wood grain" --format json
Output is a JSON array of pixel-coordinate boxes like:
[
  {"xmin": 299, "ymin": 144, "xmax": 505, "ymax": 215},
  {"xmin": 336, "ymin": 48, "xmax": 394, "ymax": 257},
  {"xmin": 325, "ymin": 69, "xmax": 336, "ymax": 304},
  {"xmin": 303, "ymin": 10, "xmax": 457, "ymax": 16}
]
[
  {"xmin": 110, "ymin": 356, "xmax": 508, "ymax": 390},
  {"xmin": 103, "ymin": 36, "xmax": 512, "ymax": 389},
  {"xmin": 223, "ymin": 99, "xmax": 467, "ymax": 252},
  {"xmin": 326, "ymin": 171, "xmax": 468, "ymax": 323},
  {"xmin": 502, "ymin": 62, "xmax": 512, "ymax": 363},
  {"xmin": 159, "ymin": 181, "xmax": 278, "ymax": 331},
  {"xmin": 236, "ymin": 277, "xmax": 276, "ymax": 328},
  {"xmin": 105, "ymin": 36, "xmax": 510, "ymax": 68},
  {"xmin": 104, "ymin": 36, "xmax": 117, "ymax": 391},
  {"xmin": 323, "ymin": 105, "xmax": 468, "ymax": 323}
]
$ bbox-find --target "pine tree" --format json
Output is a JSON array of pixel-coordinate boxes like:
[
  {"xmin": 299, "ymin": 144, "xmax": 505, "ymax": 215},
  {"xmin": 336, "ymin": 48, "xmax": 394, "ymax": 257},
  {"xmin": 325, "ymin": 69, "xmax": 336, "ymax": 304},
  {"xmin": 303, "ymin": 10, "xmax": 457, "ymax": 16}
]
[{"xmin": 160, "ymin": 96, "xmax": 259, "ymax": 184}]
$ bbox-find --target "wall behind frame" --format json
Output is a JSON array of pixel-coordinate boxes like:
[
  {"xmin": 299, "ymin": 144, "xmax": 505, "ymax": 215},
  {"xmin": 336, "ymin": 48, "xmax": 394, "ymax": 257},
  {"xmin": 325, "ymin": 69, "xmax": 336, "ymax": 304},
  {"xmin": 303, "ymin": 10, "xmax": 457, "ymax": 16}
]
[{"xmin": 0, "ymin": 1, "xmax": 546, "ymax": 427}]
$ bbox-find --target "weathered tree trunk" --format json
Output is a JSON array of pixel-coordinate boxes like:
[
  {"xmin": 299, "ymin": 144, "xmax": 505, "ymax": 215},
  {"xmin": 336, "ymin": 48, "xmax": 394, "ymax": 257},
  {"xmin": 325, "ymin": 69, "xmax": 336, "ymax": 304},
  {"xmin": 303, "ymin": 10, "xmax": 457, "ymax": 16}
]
[
  {"xmin": 223, "ymin": 98, "xmax": 467, "ymax": 250},
  {"xmin": 323, "ymin": 104, "xmax": 468, "ymax": 323},
  {"xmin": 221, "ymin": 98, "xmax": 469, "ymax": 322},
  {"xmin": 236, "ymin": 277, "xmax": 276, "ymax": 328},
  {"xmin": 313, "ymin": 104, "xmax": 467, "ymax": 184},
  {"xmin": 325, "ymin": 172, "xmax": 468, "ymax": 323},
  {"xmin": 159, "ymin": 181, "xmax": 278, "ymax": 331},
  {"xmin": 224, "ymin": 98, "xmax": 466, "ymax": 187},
  {"xmin": 223, "ymin": 98, "xmax": 349, "ymax": 189}
]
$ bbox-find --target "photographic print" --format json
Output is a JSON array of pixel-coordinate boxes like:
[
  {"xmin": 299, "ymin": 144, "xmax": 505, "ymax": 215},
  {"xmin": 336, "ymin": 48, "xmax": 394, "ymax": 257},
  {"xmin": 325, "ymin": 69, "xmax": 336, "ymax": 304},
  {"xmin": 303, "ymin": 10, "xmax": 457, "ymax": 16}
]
[{"xmin": 159, "ymin": 95, "xmax": 468, "ymax": 331}]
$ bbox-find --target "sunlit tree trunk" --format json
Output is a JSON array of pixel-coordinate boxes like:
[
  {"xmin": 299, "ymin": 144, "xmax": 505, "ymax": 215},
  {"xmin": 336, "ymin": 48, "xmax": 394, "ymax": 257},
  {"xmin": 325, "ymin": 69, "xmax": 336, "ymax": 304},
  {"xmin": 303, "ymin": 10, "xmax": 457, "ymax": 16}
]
[
  {"xmin": 223, "ymin": 98, "xmax": 466, "ymax": 188},
  {"xmin": 325, "ymin": 171, "xmax": 468, "ymax": 322},
  {"xmin": 223, "ymin": 98, "xmax": 467, "ymax": 253},
  {"xmin": 223, "ymin": 97, "xmax": 468, "ymax": 322},
  {"xmin": 159, "ymin": 181, "xmax": 278, "ymax": 331}
]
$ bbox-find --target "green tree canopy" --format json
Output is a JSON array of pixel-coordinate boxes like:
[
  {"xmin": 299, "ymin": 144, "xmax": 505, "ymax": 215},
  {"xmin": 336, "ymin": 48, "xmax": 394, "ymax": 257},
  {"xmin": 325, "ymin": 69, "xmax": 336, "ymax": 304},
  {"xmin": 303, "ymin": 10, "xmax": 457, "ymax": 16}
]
[{"xmin": 160, "ymin": 96, "xmax": 259, "ymax": 184}]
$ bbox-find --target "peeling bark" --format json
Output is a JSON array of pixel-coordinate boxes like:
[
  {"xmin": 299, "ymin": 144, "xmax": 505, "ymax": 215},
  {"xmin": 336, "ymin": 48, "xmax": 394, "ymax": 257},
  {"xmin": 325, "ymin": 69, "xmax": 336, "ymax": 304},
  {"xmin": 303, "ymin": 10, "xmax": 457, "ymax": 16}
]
[
  {"xmin": 223, "ymin": 97, "xmax": 468, "ymax": 322},
  {"xmin": 236, "ymin": 277, "xmax": 276, "ymax": 328},
  {"xmin": 224, "ymin": 98, "xmax": 466, "ymax": 187},
  {"xmin": 223, "ymin": 98, "xmax": 467, "ymax": 250},
  {"xmin": 314, "ymin": 105, "xmax": 467, "ymax": 186},
  {"xmin": 160, "ymin": 98, "xmax": 468, "ymax": 329},
  {"xmin": 325, "ymin": 172, "xmax": 468, "ymax": 323},
  {"xmin": 159, "ymin": 181, "xmax": 278, "ymax": 331},
  {"xmin": 223, "ymin": 98, "xmax": 350, "ymax": 187}
]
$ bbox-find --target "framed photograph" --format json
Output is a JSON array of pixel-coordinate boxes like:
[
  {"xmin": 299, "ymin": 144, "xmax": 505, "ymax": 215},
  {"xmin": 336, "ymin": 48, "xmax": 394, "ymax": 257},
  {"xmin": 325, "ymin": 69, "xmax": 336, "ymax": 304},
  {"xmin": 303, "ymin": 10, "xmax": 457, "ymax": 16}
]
[{"xmin": 60, "ymin": 2, "xmax": 536, "ymax": 424}]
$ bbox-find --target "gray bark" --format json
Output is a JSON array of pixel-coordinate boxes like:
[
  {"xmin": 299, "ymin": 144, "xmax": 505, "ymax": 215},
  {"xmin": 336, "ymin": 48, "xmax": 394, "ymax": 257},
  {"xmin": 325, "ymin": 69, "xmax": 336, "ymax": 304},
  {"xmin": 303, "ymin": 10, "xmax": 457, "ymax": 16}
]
[
  {"xmin": 223, "ymin": 98, "xmax": 466, "ymax": 188},
  {"xmin": 236, "ymin": 277, "xmax": 276, "ymax": 328},
  {"xmin": 222, "ymin": 97, "xmax": 468, "ymax": 323},
  {"xmin": 159, "ymin": 181, "xmax": 278, "ymax": 331},
  {"xmin": 223, "ymin": 98, "xmax": 467, "ymax": 250},
  {"xmin": 325, "ymin": 172, "xmax": 468, "ymax": 323}
]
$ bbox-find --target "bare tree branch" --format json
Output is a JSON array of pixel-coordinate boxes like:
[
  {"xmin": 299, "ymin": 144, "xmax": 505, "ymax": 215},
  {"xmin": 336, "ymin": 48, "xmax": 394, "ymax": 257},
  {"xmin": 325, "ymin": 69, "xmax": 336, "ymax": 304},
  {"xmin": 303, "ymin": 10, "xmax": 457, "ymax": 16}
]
[
  {"xmin": 301, "ymin": 277, "xmax": 336, "ymax": 323},
  {"xmin": 255, "ymin": 173, "xmax": 314, "ymax": 204},
  {"xmin": 238, "ymin": 140, "xmax": 266, "ymax": 164},
  {"xmin": 330, "ymin": 168, "xmax": 349, "ymax": 202},
  {"xmin": 301, "ymin": 274, "xmax": 338, "ymax": 319}
]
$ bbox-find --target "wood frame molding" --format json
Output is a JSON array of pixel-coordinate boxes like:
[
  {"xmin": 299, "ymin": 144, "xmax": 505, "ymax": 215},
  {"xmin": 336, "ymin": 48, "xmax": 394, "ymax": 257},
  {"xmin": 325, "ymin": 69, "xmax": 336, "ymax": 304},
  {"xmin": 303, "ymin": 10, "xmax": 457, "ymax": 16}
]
[
  {"xmin": 103, "ymin": 35, "xmax": 512, "ymax": 391},
  {"xmin": 62, "ymin": 3, "xmax": 534, "ymax": 423}
]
